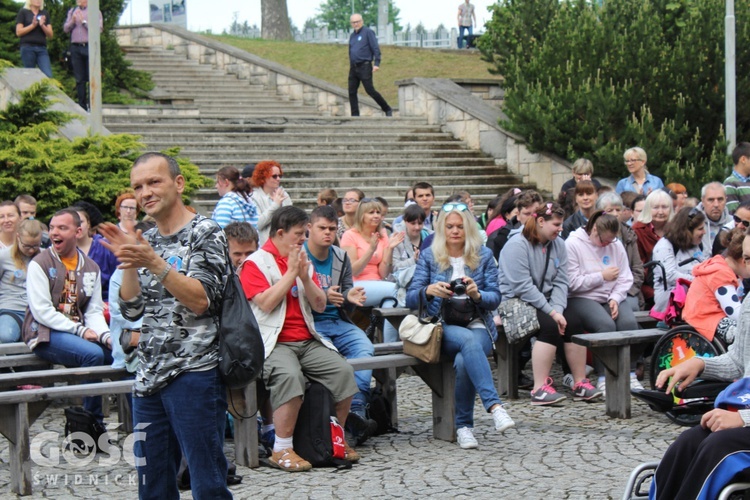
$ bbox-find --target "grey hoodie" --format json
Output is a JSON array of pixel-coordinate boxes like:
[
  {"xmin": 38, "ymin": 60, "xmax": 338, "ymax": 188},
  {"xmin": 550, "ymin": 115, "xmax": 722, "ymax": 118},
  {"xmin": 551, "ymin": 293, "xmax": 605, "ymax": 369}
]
[
  {"xmin": 698, "ymin": 202, "xmax": 731, "ymax": 253},
  {"xmin": 497, "ymin": 233, "xmax": 569, "ymax": 315}
]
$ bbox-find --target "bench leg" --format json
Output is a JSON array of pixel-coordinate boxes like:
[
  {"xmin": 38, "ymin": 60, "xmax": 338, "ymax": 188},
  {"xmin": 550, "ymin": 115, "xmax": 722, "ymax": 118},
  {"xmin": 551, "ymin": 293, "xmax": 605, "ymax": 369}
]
[
  {"xmin": 495, "ymin": 334, "xmax": 519, "ymax": 399},
  {"xmin": 233, "ymin": 382, "xmax": 259, "ymax": 468},
  {"xmin": 592, "ymin": 345, "xmax": 631, "ymax": 419},
  {"xmin": 6, "ymin": 403, "xmax": 32, "ymax": 495},
  {"xmin": 117, "ymin": 395, "xmax": 133, "ymax": 434},
  {"xmin": 373, "ymin": 367, "xmax": 399, "ymax": 428},
  {"xmin": 414, "ymin": 361, "xmax": 456, "ymax": 442}
]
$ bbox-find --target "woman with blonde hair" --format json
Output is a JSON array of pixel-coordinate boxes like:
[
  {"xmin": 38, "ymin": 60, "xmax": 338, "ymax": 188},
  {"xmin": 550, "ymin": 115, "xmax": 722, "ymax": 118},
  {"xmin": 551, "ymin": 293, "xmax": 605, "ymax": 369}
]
[
  {"xmin": 15, "ymin": 0, "xmax": 54, "ymax": 78},
  {"xmin": 407, "ymin": 201, "xmax": 514, "ymax": 448},
  {"xmin": 0, "ymin": 219, "xmax": 43, "ymax": 343},
  {"xmin": 341, "ymin": 198, "xmax": 404, "ymax": 340},
  {"xmin": 616, "ymin": 147, "xmax": 665, "ymax": 195},
  {"xmin": 632, "ymin": 189, "xmax": 675, "ymax": 304}
]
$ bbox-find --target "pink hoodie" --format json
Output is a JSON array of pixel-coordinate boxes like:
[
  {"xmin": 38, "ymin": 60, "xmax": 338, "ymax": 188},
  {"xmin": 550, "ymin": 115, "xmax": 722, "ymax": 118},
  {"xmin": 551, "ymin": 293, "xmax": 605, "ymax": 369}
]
[{"xmin": 565, "ymin": 227, "xmax": 633, "ymax": 304}]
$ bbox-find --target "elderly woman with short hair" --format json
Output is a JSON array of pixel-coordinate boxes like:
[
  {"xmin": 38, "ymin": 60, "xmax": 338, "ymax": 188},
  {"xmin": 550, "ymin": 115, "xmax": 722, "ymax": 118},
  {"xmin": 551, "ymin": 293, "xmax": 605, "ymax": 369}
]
[{"xmin": 615, "ymin": 147, "xmax": 665, "ymax": 195}]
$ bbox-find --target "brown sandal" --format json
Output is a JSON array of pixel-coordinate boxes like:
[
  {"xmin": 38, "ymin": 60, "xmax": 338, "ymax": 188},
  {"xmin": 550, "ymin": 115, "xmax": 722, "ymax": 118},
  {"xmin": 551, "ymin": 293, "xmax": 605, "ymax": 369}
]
[{"xmin": 269, "ymin": 448, "xmax": 312, "ymax": 472}]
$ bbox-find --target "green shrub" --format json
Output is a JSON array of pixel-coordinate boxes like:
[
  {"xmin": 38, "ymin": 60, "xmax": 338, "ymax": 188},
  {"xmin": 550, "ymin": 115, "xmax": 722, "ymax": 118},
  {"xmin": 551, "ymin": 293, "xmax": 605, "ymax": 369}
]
[
  {"xmin": 478, "ymin": 0, "xmax": 746, "ymax": 194},
  {"xmin": 0, "ymin": 78, "xmax": 210, "ymax": 221}
]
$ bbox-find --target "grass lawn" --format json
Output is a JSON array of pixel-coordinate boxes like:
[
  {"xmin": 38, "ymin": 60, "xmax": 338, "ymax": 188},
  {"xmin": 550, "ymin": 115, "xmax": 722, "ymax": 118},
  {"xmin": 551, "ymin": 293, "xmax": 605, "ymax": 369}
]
[{"xmin": 203, "ymin": 35, "xmax": 499, "ymax": 107}]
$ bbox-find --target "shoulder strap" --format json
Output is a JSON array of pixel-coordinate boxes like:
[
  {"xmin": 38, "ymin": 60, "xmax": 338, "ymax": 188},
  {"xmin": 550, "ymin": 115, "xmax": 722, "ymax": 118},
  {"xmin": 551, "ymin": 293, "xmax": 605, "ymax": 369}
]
[{"xmin": 532, "ymin": 243, "xmax": 553, "ymax": 294}]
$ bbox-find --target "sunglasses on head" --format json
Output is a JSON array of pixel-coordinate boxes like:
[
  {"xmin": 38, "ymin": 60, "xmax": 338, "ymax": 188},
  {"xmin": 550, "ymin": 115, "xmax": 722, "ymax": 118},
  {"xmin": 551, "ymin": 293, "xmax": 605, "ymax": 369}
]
[
  {"xmin": 688, "ymin": 207, "xmax": 701, "ymax": 220},
  {"xmin": 442, "ymin": 203, "xmax": 468, "ymax": 212},
  {"xmin": 734, "ymin": 214, "xmax": 750, "ymax": 228}
]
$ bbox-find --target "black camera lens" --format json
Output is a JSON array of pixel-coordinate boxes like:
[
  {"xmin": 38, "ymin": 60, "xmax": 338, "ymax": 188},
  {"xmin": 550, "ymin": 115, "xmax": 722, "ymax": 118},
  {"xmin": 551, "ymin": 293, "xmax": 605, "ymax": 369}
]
[{"xmin": 450, "ymin": 279, "xmax": 466, "ymax": 295}]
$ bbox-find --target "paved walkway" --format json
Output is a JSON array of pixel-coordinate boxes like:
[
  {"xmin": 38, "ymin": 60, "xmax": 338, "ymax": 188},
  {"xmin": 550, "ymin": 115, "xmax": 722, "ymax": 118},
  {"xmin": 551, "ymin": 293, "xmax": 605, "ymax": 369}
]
[{"xmin": 0, "ymin": 371, "xmax": 681, "ymax": 499}]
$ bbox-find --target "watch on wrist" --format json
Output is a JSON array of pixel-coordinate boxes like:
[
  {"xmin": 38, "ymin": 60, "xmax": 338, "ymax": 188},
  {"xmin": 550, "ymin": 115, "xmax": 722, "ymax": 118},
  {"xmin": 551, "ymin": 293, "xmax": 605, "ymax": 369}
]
[{"xmin": 155, "ymin": 264, "xmax": 171, "ymax": 282}]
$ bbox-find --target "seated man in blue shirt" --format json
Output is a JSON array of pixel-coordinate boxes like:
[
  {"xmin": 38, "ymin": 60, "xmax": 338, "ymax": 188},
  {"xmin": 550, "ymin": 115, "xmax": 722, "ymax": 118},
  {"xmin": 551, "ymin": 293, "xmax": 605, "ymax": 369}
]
[{"xmin": 304, "ymin": 205, "xmax": 377, "ymax": 443}]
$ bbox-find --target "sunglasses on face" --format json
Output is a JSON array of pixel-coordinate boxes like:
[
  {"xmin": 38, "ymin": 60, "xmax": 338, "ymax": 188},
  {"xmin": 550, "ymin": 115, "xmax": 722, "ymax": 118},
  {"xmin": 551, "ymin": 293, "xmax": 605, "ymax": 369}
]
[
  {"xmin": 270, "ymin": 174, "xmax": 282, "ymax": 180},
  {"xmin": 442, "ymin": 203, "xmax": 468, "ymax": 212},
  {"xmin": 734, "ymin": 215, "xmax": 750, "ymax": 228}
]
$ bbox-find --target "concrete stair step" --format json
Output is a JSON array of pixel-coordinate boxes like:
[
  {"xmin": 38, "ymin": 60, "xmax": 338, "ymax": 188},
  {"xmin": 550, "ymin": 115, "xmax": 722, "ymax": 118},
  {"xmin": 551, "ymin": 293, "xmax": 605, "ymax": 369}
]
[
  {"xmin": 172, "ymin": 149, "xmax": 487, "ymax": 160},
  {"xmin": 196, "ymin": 163, "xmax": 501, "ymax": 176},
  {"xmin": 105, "ymin": 130, "xmax": 456, "ymax": 141},
  {"xmin": 102, "ymin": 117, "xmax": 437, "ymax": 128},
  {"xmin": 192, "ymin": 157, "xmax": 496, "ymax": 167},
  {"xmin": 142, "ymin": 140, "xmax": 471, "ymax": 150}
]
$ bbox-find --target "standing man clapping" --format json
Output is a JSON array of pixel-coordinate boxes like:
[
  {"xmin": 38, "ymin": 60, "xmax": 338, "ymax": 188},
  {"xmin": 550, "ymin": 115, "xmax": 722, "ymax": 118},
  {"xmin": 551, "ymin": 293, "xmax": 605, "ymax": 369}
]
[{"xmin": 64, "ymin": 0, "xmax": 102, "ymax": 110}]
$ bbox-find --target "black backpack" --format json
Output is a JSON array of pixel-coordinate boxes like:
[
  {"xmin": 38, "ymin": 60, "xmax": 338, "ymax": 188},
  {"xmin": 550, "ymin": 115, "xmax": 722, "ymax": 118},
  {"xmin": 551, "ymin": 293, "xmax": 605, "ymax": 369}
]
[
  {"xmin": 368, "ymin": 386, "xmax": 396, "ymax": 436},
  {"xmin": 293, "ymin": 382, "xmax": 351, "ymax": 469},
  {"xmin": 64, "ymin": 406, "xmax": 107, "ymax": 454}
]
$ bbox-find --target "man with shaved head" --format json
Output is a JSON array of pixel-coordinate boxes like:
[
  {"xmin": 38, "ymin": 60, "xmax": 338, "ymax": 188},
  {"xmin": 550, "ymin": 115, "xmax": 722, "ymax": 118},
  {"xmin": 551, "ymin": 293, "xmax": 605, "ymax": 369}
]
[{"xmin": 348, "ymin": 13, "xmax": 392, "ymax": 117}]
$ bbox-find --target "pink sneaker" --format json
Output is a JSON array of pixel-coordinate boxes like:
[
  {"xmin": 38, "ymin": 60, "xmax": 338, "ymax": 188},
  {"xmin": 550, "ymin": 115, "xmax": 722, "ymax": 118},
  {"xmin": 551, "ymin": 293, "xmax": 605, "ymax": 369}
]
[
  {"xmin": 530, "ymin": 377, "xmax": 567, "ymax": 406},
  {"xmin": 572, "ymin": 378, "xmax": 603, "ymax": 401}
]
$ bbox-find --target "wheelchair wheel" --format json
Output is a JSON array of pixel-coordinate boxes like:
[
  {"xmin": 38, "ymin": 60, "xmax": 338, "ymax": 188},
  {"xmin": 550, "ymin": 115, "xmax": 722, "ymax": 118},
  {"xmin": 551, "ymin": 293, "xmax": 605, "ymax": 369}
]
[{"xmin": 649, "ymin": 325, "xmax": 727, "ymax": 389}]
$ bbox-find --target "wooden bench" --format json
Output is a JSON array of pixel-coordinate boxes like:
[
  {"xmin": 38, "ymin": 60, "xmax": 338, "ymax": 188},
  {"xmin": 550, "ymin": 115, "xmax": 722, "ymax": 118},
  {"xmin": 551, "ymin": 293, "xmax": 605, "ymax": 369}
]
[
  {"xmin": 0, "ymin": 378, "xmax": 134, "ymax": 495},
  {"xmin": 571, "ymin": 328, "xmax": 665, "ymax": 419}
]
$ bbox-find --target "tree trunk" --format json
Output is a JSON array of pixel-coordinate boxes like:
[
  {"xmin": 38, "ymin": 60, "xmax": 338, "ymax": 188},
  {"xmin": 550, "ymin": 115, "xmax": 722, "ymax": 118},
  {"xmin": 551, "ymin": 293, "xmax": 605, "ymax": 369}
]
[{"xmin": 261, "ymin": 0, "xmax": 292, "ymax": 40}]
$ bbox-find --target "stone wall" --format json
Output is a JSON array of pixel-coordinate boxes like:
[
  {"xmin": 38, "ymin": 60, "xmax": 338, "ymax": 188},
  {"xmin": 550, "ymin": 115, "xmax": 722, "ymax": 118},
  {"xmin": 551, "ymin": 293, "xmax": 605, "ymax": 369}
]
[
  {"xmin": 115, "ymin": 24, "xmax": 383, "ymax": 117},
  {"xmin": 0, "ymin": 68, "xmax": 98, "ymax": 140},
  {"xmin": 453, "ymin": 79, "xmax": 505, "ymax": 109},
  {"xmin": 397, "ymin": 78, "xmax": 571, "ymax": 195}
]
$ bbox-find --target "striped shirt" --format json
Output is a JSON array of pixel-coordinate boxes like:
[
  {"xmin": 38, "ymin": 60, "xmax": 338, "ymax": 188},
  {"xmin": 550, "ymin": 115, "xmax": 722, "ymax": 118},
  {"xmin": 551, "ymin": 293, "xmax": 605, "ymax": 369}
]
[
  {"xmin": 724, "ymin": 171, "xmax": 750, "ymax": 214},
  {"xmin": 212, "ymin": 191, "xmax": 259, "ymax": 229}
]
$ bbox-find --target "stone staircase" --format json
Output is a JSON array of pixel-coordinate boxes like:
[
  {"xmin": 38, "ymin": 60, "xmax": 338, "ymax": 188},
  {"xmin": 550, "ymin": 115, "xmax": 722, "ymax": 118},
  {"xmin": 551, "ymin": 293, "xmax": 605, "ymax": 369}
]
[{"xmin": 104, "ymin": 45, "xmax": 532, "ymax": 216}]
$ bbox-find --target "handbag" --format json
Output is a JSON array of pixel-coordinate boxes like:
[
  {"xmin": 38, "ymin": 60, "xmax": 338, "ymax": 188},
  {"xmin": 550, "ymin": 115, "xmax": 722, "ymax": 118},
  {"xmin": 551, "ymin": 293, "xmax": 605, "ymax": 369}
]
[
  {"xmin": 399, "ymin": 289, "xmax": 443, "ymax": 363},
  {"xmin": 497, "ymin": 298, "xmax": 540, "ymax": 343},
  {"xmin": 498, "ymin": 244, "xmax": 552, "ymax": 344},
  {"xmin": 442, "ymin": 295, "xmax": 477, "ymax": 327}
]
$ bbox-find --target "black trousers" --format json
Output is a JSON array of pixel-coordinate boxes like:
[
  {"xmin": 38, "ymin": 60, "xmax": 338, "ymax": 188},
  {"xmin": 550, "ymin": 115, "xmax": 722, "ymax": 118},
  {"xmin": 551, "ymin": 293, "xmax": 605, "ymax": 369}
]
[
  {"xmin": 652, "ymin": 424, "xmax": 750, "ymax": 499},
  {"xmin": 348, "ymin": 62, "xmax": 390, "ymax": 116},
  {"xmin": 70, "ymin": 43, "xmax": 89, "ymax": 109}
]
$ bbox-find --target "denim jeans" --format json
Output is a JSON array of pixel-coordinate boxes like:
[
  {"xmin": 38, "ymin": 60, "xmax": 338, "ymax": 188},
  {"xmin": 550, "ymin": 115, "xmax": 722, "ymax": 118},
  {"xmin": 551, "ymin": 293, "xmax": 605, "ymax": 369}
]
[
  {"xmin": 33, "ymin": 331, "xmax": 113, "ymax": 421},
  {"xmin": 458, "ymin": 25, "xmax": 473, "ymax": 49},
  {"xmin": 0, "ymin": 310, "xmax": 23, "ymax": 343},
  {"xmin": 133, "ymin": 367, "xmax": 231, "ymax": 500},
  {"xmin": 315, "ymin": 318, "xmax": 374, "ymax": 399},
  {"xmin": 355, "ymin": 280, "xmax": 399, "ymax": 342},
  {"xmin": 19, "ymin": 45, "xmax": 53, "ymax": 78},
  {"xmin": 441, "ymin": 324, "xmax": 502, "ymax": 428}
]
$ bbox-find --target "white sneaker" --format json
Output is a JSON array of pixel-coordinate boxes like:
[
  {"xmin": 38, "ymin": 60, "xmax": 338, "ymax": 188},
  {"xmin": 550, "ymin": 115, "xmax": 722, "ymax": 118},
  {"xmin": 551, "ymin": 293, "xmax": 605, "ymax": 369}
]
[
  {"xmin": 596, "ymin": 378, "xmax": 606, "ymax": 399},
  {"xmin": 562, "ymin": 373, "xmax": 575, "ymax": 390},
  {"xmin": 630, "ymin": 372, "xmax": 645, "ymax": 391},
  {"xmin": 456, "ymin": 427, "xmax": 478, "ymax": 449},
  {"xmin": 492, "ymin": 405, "xmax": 516, "ymax": 433}
]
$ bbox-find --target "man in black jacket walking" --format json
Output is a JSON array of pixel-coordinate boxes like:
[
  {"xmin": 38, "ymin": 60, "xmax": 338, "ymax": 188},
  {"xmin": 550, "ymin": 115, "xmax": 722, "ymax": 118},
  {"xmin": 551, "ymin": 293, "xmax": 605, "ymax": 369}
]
[{"xmin": 348, "ymin": 13, "xmax": 392, "ymax": 117}]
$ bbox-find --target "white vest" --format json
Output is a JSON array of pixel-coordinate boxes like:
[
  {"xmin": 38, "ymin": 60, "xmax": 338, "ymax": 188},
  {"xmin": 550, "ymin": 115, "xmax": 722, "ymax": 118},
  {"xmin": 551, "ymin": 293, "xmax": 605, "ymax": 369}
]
[{"xmin": 243, "ymin": 248, "xmax": 337, "ymax": 359}]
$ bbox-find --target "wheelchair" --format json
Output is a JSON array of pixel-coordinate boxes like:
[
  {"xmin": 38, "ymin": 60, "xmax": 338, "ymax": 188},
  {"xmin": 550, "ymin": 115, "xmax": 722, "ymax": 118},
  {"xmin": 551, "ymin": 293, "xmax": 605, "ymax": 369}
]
[
  {"xmin": 631, "ymin": 323, "xmax": 730, "ymax": 426},
  {"xmin": 623, "ymin": 461, "xmax": 750, "ymax": 500}
]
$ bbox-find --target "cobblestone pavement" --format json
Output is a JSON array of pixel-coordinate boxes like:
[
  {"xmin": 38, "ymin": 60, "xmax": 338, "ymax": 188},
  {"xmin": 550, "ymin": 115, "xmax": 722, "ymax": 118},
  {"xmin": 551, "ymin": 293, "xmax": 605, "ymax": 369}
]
[{"xmin": 0, "ymin": 369, "xmax": 682, "ymax": 499}]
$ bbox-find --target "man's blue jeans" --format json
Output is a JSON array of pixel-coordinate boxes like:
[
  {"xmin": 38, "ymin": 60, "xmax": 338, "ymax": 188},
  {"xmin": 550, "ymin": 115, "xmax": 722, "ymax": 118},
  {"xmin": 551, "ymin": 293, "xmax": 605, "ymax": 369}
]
[
  {"xmin": 33, "ymin": 331, "xmax": 113, "ymax": 421},
  {"xmin": 458, "ymin": 25, "xmax": 473, "ymax": 49},
  {"xmin": 0, "ymin": 310, "xmax": 23, "ymax": 343},
  {"xmin": 19, "ymin": 45, "xmax": 53, "ymax": 78},
  {"xmin": 315, "ymin": 318, "xmax": 374, "ymax": 403},
  {"xmin": 133, "ymin": 367, "xmax": 231, "ymax": 500},
  {"xmin": 441, "ymin": 324, "xmax": 502, "ymax": 428}
]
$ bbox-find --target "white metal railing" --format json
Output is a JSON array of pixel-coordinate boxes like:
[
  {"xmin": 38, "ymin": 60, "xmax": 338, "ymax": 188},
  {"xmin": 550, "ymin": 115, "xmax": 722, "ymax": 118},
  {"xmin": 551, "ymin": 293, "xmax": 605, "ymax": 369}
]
[{"xmin": 224, "ymin": 23, "xmax": 477, "ymax": 50}]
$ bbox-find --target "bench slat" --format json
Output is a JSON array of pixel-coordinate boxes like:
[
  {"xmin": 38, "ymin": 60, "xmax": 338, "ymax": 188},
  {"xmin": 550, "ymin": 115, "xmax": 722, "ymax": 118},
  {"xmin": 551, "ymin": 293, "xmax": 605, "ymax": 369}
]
[
  {"xmin": 349, "ymin": 353, "xmax": 419, "ymax": 370},
  {"xmin": 373, "ymin": 341, "xmax": 404, "ymax": 355},
  {"xmin": 0, "ymin": 355, "xmax": 50, "ymax": 369},
  {"xmin": 373, "ymin": 307, "xmax": 413, "ymax": 318},
  {"xmin": 0, "ymin": 343, "xmax": 31, "ymax": 355},
  {"xmin": 0, "ymin": 366, "xmax": 130, "ymax": 390},
  {"xmin": 0, "ymin": 380, "xmax": 134, "ymax": 405},
  {"xmin": 571, "ymin": 329, "xmax": 664, "ymax": 348}
]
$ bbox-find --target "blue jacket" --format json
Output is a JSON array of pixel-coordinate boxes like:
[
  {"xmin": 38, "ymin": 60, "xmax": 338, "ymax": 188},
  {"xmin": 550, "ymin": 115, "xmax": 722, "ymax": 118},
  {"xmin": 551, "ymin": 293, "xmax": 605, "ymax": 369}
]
[
  {"xmin": 349, "ymin": 25, "xmax": 381, "ymax": 66},
  {"xmin": 406, "ymin": 246, "xmax": 501, "ymax": 341},
  {"xmin": 615, "ymin": 172, "xmax": 665, "ymax": 195}
]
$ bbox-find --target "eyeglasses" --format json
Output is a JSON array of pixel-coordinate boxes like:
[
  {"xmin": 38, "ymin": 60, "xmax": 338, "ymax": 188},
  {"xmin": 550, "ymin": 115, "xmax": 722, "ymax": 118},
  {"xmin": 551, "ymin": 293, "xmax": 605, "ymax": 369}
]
[
  {"xmin": 17, "ymin": 238, "xmax": 41, "ymax": 251},
  {"xmin": 270, "ymin": 174, "xmax": 282, "ymax": 180},
  {"xmin": 120, "ymin": 206, "xmax": 137, "ymax": 212},
  {"xmin": 734, "ymin": 215, "xmax": 750, "ymax": 228},
  {"xmin": 342, "ymin": 198, "xmax": 360, "ymax": 204},
  {"xmin": 624, "ymin": 158, "xmax": 643, "ymax": 163},
  {"xmin": 442, "ymin": 203, "xmax": 468, "ymax": 212}
]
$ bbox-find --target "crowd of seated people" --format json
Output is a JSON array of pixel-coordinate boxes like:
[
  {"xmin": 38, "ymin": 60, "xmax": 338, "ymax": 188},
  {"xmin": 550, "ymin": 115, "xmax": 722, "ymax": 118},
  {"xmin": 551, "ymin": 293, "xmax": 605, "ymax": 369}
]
[{"xmin": 11, "ymin": 141, "xmax": 750, "ymax": 486}]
